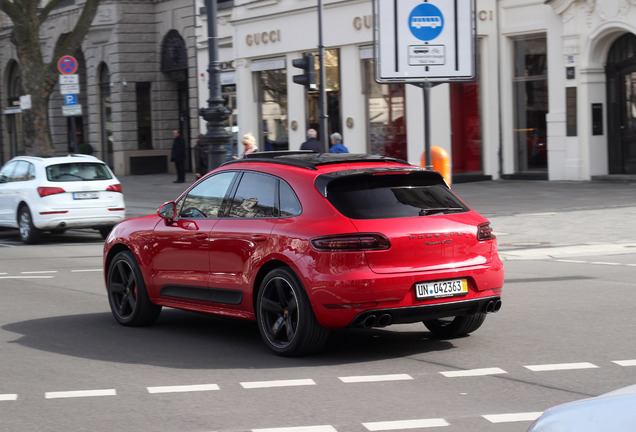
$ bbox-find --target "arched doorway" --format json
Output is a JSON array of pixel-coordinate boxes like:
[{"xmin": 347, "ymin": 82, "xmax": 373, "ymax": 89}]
[
  {"xmin": 606, "ymin": 33, "xmax": 636, "ymax": 174},
  {"xmin": 161, "ymin": 30, "xmax": 191, "ymax": 171}
]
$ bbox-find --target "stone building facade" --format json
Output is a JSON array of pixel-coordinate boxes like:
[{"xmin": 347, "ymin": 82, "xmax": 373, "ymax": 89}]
[{"xmin": 0, "ymin": 0, "xmax": 200, "ymax": 175}]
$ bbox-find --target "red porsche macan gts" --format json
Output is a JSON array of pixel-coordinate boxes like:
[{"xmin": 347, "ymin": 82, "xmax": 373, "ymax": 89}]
[{"xmin": 104, "ymin": 152, "xmax": 504, "ymax": 356}]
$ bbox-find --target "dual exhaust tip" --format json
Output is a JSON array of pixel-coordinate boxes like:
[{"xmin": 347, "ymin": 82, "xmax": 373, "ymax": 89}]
[
  {"xmin": 485, "ymin": 299, "xmax": 502, "ymax": 314},
  {"xmin": 362, "ymin": 313, "xmax": 392, "ymax": 328},
  {"xmin": 359, "ymin": 299, "xmax": 502, "ymax": 329}
]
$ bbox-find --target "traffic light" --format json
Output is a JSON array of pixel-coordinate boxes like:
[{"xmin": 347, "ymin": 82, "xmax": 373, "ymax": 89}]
[{"xmin": 292, "ymin": 53, "xmax": 316, "ymax": 89}]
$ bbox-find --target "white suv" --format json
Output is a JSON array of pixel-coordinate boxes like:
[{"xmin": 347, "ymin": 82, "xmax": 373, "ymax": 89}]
[{"xmin": 0, "ymin": 154, "xmax": 126, "ymax": 244}]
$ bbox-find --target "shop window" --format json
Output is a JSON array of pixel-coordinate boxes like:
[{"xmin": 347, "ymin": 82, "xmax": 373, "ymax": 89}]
[
  {"xmin": 450, "ymin": 82, "xmax": 482, "ymax": 173},
  {"xmin": 363, "ymin": 59, "xmax": 406, "ymax": 160},
  {"xmin": 257, "ymin": 69, "xmax": 288, "ymax": 150},
  {"xmin": 513, "ymin": 37, "xmax": 548, "ymax": 172},
  {"xmin": 308, "ymin": 49, "xmax": 341, "ymax": 140}
]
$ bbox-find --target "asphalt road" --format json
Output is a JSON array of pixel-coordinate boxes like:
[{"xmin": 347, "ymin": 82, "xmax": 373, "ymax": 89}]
[
  {"xmin": 1, "ymin": 239, "xmax": 635, "ymax": 431},
  {"xmin": 1, "ymin": 176, "xmax": 635, "ymax": 431}
]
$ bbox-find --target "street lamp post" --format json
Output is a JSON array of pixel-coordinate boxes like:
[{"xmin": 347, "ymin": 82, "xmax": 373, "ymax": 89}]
[{"xmin": 200, "ymin": 0, "xmax": 231, "ymax": 171}]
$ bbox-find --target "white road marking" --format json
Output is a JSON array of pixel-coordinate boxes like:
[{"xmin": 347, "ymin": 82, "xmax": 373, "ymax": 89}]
[
  {"xmin": 253, "ymin": 426, "xmax": 336, "ymax": 432},
  {"xmin": 45, "ymin": 389, "xmax": 117, "ymax": 399},
  {"xmin": 339, "ymin": 374, "xmax": 413, "ymax": 383},
  {"xmin": 440, "ymin": 367, "xmax": 507, "ymax": 377},
  {"xmin": 147, "ymin": 384, "xmax": 220, "ymax": 394},
  {"xmin": 483, "ymin": 412, "xmax": 543, "ymax": 423},
  {"xmin": 590, "ymin": 261, "xmax": 622, "ymax": 266},
  {"xmin": 554, "ymin": 259, "xmax": 587, "ymax": 264},
  {"xmin": 71, "ymin": 269, "xmax": 102, "ymax": 273},
  {"xmin": 0, "ymin": 394, "xmax": 18, "ymax": 401},
  {"xmin": 241, "ymin": 379, "xmax": 316, "ymax": 389},
  {"xmin": 525, "ymin": 362, "xmax": 598, "ymax": 372},
  {"xmin": 613, "ymin": 359, "xmax": 636, "ymax": 366},
  {"xmin": 21, "ymin": 270, "xmax": 58, "ymax": 274},
  {"xmin": 0, "ymin": 276, "xmax": 54, "ymax": 279},
  {"xmin": 363, "ymin": 418, "xmax": 449, "ymax": 430}
]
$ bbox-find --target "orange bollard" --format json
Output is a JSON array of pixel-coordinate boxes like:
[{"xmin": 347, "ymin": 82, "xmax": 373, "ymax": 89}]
[{"xmin": 421, "ymin": 146, "xmax": 451, "ymax": 186}]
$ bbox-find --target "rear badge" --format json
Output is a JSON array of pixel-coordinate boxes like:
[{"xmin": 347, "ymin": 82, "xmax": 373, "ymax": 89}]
[{"xmin": 410, "ymin": 232, "xmax": 462, "ymax": 245}]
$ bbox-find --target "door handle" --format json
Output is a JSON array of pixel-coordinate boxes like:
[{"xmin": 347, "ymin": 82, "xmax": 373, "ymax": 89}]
[
  {"xmin": 251, "ymin": 235, "xmax": 267, "ymax": 242},
  {"xmin": 194, "ymin": 233, "xmax": 207, "ymax": 240}
]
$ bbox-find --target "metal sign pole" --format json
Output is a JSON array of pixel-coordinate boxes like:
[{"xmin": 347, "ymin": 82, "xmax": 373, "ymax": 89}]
[
  {"xmin": 318, "ymin": 0, "xmax": 329, "ymax": 153},
  {"xmin": 423, "ymin": 82, "xmax": 432, "ymax": 170}
]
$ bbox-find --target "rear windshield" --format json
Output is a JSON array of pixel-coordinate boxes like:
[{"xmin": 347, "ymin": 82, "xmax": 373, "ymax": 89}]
[
  {"xmin": 46, "ymin": 163, "xmax": 113, "ymax": 182},
  {"xmin": 325, "ymin": 172, "xmax": 469, "ymax": 219}
]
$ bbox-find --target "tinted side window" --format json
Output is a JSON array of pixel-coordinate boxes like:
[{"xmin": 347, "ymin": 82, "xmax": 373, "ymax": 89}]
[
  {"xmin": 228, "ymin": 172, "xmax": 277, "ymax": 218},
  {"xmin": 280, "ymin": 181, "xmax": 302, "ymax": 217},
  {"xmin": 326, "ymin": 173, "xmax": 468, "ymax": 219},
  {"xmin": 179, "ymin": 171, "xmax": 236, "ymax": 218}
]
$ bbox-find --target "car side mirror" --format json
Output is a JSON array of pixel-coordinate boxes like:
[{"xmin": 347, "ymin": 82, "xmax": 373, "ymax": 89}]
[{"xmin": 158, "ymin": 201, "xmax": 177, "ymax": 221}]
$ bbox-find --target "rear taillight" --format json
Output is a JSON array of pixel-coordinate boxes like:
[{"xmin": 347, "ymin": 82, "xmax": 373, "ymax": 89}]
[
  {"xmin": 107, "ymin": 184, "xmax": 122, "ymax": 193},
  {"xmin": 311, "ymin": 234, "xmax": 391, "ymax": 251},
  {"xmin": 477, "ymin": 222, "xmax": 495, "ymax": 241},
  {"xmin": 37, "ymin": 187, "xmax": 65, "ymax": 197}
]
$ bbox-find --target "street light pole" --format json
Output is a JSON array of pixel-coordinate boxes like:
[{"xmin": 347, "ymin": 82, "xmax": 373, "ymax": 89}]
[
  {"xmin": 200, "ymin": 0, "xmax": 231, "ymax": 170},
  {"xmin": 318, "ymin": 0, "xmax": 328, "ymax": 153}
]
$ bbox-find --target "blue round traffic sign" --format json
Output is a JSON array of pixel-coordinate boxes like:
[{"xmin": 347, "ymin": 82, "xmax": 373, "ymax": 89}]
[
  {"xmin": 409, "ymin": 4, "xmax": 444, "ymax": 41},
  {"xmin": 58, "ymin": 55, "xmax": 78, "ymax": 75}
]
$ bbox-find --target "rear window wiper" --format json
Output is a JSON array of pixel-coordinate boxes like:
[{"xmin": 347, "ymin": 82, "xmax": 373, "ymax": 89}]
[{"xmin": 419, "ymin": 207, "xmax": 465, "ymax": 216}]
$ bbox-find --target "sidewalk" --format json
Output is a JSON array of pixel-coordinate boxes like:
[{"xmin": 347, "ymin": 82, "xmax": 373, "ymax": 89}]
[{"xmin": 119, "ymin": 173, "xmax": 636, "ymax": 256}]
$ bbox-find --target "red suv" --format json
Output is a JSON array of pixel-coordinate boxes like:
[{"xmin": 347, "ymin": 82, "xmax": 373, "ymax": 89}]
[{"xmin": 104, "ymin": 153, "xmax": 503, "ymax": 355}]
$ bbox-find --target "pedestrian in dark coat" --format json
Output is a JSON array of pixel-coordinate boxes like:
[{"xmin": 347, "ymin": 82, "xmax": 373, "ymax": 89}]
[
  {"xmin": 300, "ymin": 128, "xmax": 321, "ymax": 152},
  {"xmin": 171, "ymin": 129, "xmax": 186, "ymax": 183}
]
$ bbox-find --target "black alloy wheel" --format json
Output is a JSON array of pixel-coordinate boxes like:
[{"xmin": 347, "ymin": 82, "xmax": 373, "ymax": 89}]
[
  {"xmin": 256, "ymin": 267, "xmax": 328, "ymax": 356},
  {"xmin": 107, "ymin": 250, "xmax": 161, "ymax": 326}
]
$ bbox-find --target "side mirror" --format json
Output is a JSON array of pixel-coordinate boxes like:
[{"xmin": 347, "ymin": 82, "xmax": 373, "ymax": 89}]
[{"xmin": 158, "ymin": 201, "xmax": 177, "ymax": 221}]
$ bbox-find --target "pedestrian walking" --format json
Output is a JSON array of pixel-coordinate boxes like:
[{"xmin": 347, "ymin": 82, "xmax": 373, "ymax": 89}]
[
  {"xmin": 241, "ymin": 132, "xmax": 258, "ymax": 158},
  {"xmin": 170, "ymin": 129, "xmax": 186, "ymax": 183},
  {"xmin": 328, "ymin": 132, "xmax": 348, "ymax": 153},
  {"xmin": 300, "ymin": 128, "xmax": 321, "ymax": 152}
]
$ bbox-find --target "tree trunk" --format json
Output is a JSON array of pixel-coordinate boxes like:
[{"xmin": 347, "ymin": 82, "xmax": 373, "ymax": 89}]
[{"xmin": 4, "ymin": 0, "xmax": 101, "ymax": 156}]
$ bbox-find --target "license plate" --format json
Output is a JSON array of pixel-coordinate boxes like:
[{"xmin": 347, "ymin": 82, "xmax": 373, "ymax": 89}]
[
  {"xmin": 73, "ymin": 192, "xmax": 99, "ymax": 200},
  {"xmin": 415, "ymin": 278, "xmax": 468, "ymax": 299}
]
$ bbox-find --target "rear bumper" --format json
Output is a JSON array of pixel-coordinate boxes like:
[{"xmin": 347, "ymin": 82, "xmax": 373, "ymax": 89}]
[
  {"xmin": 34, "ymin": 209, "xmax": 125, "ymax": 230},
  {"xmin": 302, "ymin": 259, "xmax": 504, "ymax": 329},
  {"xmin": 349, "ymin": 295, "xmax": 502, "ymax": 328}
]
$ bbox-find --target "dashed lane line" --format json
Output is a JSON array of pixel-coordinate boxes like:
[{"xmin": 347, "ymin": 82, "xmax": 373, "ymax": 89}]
[
  {"xmin": 524, "ymin": 362, "xmax": 599, "ymax": 372},
  {"xmin": 240, "ymin": 379, "xmax": 316, "ymax": 389},
  {"xmin": 338, "ymin": 374, "xmax": 413, "ymax": 383},
  {"xmin": 440, "ymin": 367, "xmax": 507, "ymax": 378},
  {"xmin": 147, "ymin": 384, "xmax": 220, "ymax": 394},
  {"xmin": 483, "ymin": 412, "xmax": 543, "ymax": 423},
  {"xmin": 0, "ymin": 275, "xmax": 54, "ymax": 279},
  {"xmin": 613, "ymin": 360, "xmax": 636, "ymax": 366},
  {"xmin": 20, "ymin": 270, "xmax": 58, "ymax": 274},
  {"xmin": 2, "ymin": 359, "xmax": 634, "ymax": 403},
  {"xmin": 253, "ymin": 426, "xmax": 337, "ymax": 432},
  {"xmin": 362, "ymin": 418, "xmax": 449, "ymax": 430},
  {"xmin": 0, "ymin": 394, "xmax": 18, "ymax": 401},
  {"xmin": 44, "ymin": 389, "xmax": 117, "ymax": 399}
]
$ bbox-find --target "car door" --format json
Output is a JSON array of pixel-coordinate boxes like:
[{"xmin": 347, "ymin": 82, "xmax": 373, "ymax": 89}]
[
  {"xmin": 151, "ymin": 171, "xmax": 237, "ymax": 303},
  {"xmin": 209, "ymin": 171, "xmax": 279, "ymax": 300},
  {"xmin": 0, "ymin": 161, "xmax": 18, "ymax": 225}
]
